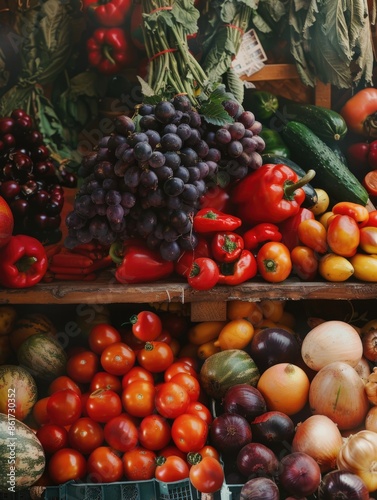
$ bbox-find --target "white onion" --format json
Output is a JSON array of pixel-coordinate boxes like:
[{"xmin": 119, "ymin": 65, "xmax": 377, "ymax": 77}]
[
  {"xmin": 292, "ymin": 414, "xmax": 343, "ymax": 472},
  {"xmin": 301, "ymin": 320, "xmax": 363, "ymax": 371}
]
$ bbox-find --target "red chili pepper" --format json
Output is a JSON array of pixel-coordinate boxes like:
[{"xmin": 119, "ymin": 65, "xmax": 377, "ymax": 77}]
[
  {"xmin": 278, "ymin": 207, "xmax": 315, "ymax": 251},
  {"xmin": 217, "ymin": 249, "xmax": 257, "ymax": 285},
  {"xmin": 114, "ymin": 244, "xmax": 174, "ymax": 284},
  {"xmin": 82, "ymin": 0, "xmax": 132, "ymax": 27},
  {"xmin": 211, "ymin": 231, "xmax": 244, "ymax": 263},
  {"xmin": 243, "ymin": 223, "xmax": 282, "ymax": 251},
  {"xmin": 193, "ymin": 208, "xmax": 242, "ymax": 233},
  {"xmin": 0, "ymin": 235, "xmax": 48, "ymax": 288},
  {"xmin": 231, "ymin": 164, "xmax": 315, "ymax": 225},
  {"xmin": 87, "ymin": 28, "xmax": 132, "ymax": 75}
]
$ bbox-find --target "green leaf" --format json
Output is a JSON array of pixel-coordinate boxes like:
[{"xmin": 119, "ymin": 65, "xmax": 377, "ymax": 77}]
[
  {"xmin": 172, "ymin": 0, "xmax": 200, "ymax": 34},
  {"xmin": 225, "ymin": 68, "xmax": 244, "ymax": 104}
]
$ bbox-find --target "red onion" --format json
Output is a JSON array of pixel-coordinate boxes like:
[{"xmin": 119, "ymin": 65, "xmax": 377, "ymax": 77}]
[
  {"xmin": 209, "ymin": 413, "xmax": 252, "ymax": 455},
  {"xmin": 250, "ymin": 410, "xmax": 295, "ymax": 448},
  {"xmin": 240, "ymin": 477, "xmax": 279, "ymax": 500},
  {"xmin": 236, "ymin": 442, "xmax": 279, "ymax": 480},
  {"xmin": 279, "ymin": 452, "xmax": 321, "ymax": 497},
  {"xmin": 249, "ymin": 327, "xmax": 302, "ymax": 373},
  {"xmin": 318, "ymin": 470, "xmax": 370, "ymax": 500},
  {"xmin": 223, "ymin": 384, "xmax": 267, "ymax": 420}
]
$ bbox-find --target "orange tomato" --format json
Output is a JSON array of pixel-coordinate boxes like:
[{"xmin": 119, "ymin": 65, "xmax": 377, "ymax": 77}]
[
  {"xmin": 257, "ymin": 363, "xmax": 310, "ymax": 415},
  {"xmin": 326, "ymin": 214, "xmax": 360, "ymax": 257},
  {"xmin": 257, "ymin": 242, "xmax": 292, "ymax": 283},
  {"xmin": 214, "ymin": 319, "xmax": 254, "ymax": 350},
  {"xmin": 297, "ymin": 219, "xmax": 327, "ymax": 254},
  {"xmin": 290, "ymin": 245, "xmax": 319, "ymax": 281}
]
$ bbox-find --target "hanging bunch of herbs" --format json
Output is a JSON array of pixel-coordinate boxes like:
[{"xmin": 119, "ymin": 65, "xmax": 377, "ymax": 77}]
[
  {"xmin": 197, "ymin": 0, "xmax": 258, "ymax": 103},
  {"xmin": 0, "ymin": 0, "xmax": 102, "ymax": 167}
]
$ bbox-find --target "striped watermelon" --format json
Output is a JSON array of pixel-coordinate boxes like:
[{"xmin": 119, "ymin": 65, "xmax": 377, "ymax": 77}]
[
  {"xmin": 0, "ymin": 365, "xmax": 38, "ymax": 421},
  {"xmin": 17, "ymin": 334, "xmax": 67, "ymax": 382},
  {"xmin": 0, "ymin": 413, "xmax": 45, "ymax": 492},
  {"xmin": 200, "ymin": 349, "xmax": 260, "ymax": 399}
]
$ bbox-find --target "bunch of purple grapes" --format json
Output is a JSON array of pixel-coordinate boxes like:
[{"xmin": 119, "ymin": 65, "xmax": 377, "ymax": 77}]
[
  {"xmin": 65, "ymin": 95, "xmax": 265, "ymax": 261},
  {"xmin": 0, "ymin": 109, "xmax": 77, "ymax": 236}
]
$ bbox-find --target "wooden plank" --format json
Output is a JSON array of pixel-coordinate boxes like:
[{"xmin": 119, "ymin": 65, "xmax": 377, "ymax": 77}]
[
  {"xmin": 190, "ymin": 301, "xmax": 227, "ymax": 322},
  {"xmin": 314, "ymin": 80, "xmax": 332, "ymax": 108},
  {"xmin": 242, "ymin": 64, "xmax": 300, "ymax": 81}
]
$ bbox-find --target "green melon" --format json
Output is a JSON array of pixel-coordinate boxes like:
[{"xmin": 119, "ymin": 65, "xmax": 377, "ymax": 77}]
[
  {"xmin": 0, "ymin": 413, "xmax": 45, "ymax": 492},
  {"xmin": 200, "ymin": 349, "xmax": 260, "ymax": 399},
  {"xmin": 0, "ymin": 365, "xmax": 38, "ymax": 421},
  {"xmin": 17, "ymin": 333, "xmax": 67, "ymax": 382}
]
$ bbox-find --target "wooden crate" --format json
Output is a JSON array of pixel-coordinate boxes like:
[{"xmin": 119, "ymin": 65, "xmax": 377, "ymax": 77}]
[{"xmin": 242, "ymin": 63, "xmax": 332, "ymax": 108}]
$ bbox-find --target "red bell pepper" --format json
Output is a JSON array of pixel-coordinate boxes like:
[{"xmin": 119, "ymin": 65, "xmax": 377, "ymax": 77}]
[
  {"xmin": 87, "ymin": 28, "xmax": 131, "ymax": 75},
  {"xmin": 217, "ymin": 249, "xmax": 257, "ymax": 285},
  {"xmin": 332, "ymin": 201, "xmax": 370, "ymax": 226},
  {"xmin": 82, "ymin": 0, "xmax": 132, "ymax": 27},
  {"xmin": 193, "ymin": 208, "xmax": 242, "ymax": 233},
  {"xmin": 278, "ymin": 208, "xmax": 315, "ymax": 251},
  {"xmin": 211, "ymin": 231, "xmax": 244, "ymax": 263},
  {"xmin": 231, "ymin": 164, "xmax": 315, "ymax": 225},
  {"xmin": 174, "ymin": 237, "xmax": 211, "ymax": 277},
  {"xmin": 114, "ymin": 243, "xmax": 174, "ymax": 284},
  {"xmin": 243, "ymin": 223, "xmax": 282, "ymax": 251},
  {"xmin": 0, "ymin": 235, "xmax": 48, "ymax": 288}
]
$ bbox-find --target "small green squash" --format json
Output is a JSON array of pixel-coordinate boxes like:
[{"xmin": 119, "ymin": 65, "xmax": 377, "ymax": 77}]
[{"xmin": 200, "ymin": 349, "xmax": 260, "ymax": 399}]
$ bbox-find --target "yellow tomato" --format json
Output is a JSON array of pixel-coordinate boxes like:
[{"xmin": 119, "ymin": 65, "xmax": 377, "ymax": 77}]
[
  {"xmin": 349, "ymin": 253, "xmax": 377, "ymax": 282},
  {"xmin": 260, "ymin": 300, "xmax": 285, "ymax": 322},
  {"xmin": 318, "ymin": 253, "xmax": 354, "ymax": 282},
  {"xmin": 197, "ymin": 340, "xmax": 221, "ymax": 360},
  {"xmin": 227, "ymin": 301, "xmax": 263, "ymax": 325},
  {"xmin": 318, "ymin": 211, "xmax": 334, "ymax": 229},
  {"xmin": 214, "ymin": 319, "xmax": 254, "ymax": 350},
  {"xmin": 188, "ymin": 321, "xmax": 226, "ymax": 345},
  {"xmin": 310, "ymin": 188, "xmax": 330, "ymax": 215},
  {"xmin": 359, "ymin": 226, "xmax": 377, "ymax": 254}
]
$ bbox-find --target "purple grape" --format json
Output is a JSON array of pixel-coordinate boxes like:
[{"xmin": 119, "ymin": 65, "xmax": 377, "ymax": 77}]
[
  {"xmin": 159, "ymin": 240, "xmax": 181, "ymax": 261},
  {"xmin": 105, "ymin": 190, "xmax": 122, "ymax": 206},
  {"xmin": 148, "ymin": 151, "xmax": 166, "ymax": 169},
  {"xmin": 106, "ymin": 204, "xmax": 124, "ymax": 224},
  {"xmin": 155, "ymin": 101, "xmax": 176, "ymax": 124},
  {"xmin": 160, "ymin": 133, "xmax": 182, "ymax": 152}
]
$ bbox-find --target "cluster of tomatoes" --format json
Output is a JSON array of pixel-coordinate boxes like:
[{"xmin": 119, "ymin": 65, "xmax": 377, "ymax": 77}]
[{"xmin": 32, "ymin": 310, "xmax": 224, "ymax": 494}]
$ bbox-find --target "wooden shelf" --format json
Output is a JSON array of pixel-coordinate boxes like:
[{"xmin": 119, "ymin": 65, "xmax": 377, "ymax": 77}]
[{"xmin": 1, "ymin": 272, "xmax": 377, "ymax": 306}]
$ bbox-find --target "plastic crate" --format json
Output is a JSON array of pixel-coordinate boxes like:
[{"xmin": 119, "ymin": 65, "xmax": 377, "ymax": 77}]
[{"xmin": 43, "ymin": 479, "xmax": 233, "ymax": 500}]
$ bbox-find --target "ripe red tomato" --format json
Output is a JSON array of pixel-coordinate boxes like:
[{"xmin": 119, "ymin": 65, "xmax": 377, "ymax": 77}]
[
  {"xmin": 155, "ymin": 455, "xmax": 190, "ymax": 482},
  {"xmin": 0, "ymin": 195, "xmax": 14, "ymax": 248},
  {"xmin": 290, "ymin": 245, "xmax": 319, "ymax": 281},
  {"xmin": 327, "ymin": 214, "xmax": 360, "ymax": 257},
  {"xmin": 155, "ymin": 382, "xmax": 190, "ymax": 419},
  {"xmin": 87, "ymin": 446, "xmax": 124, "ymax": 483},
  {"xmin": 122, "ymin": 447, "xmax": 157, "ymax": 481},
  {"xmin": 158, "ymin": 444, "xmax": 186, "ymax": 461},
  {"xmin": 189, "ymin": 456, "xmax": 224, "ymax": 493},
  {"xmin": 197, "ymin": 445, "xmax": 220, "ymax": 461},
  {"xmin": 187, "ymin": 257, "xmax": 219, "ymax": 291},
  {"xmin": 122, "ymin": 380, "xmax": 156, "ymax": 418},
  {"xmin": 186, "ymin": 401, "xmax": 213, "ymax": 425},
  {"xmin": 86, "ymin": 389, "xmax": 122, "ymax": 423},
  {"xmin": 103, "ymin": 413, "xmax": 139, "ymax": 452},
  {"xmin": 164, "ymin": 360, "xmax": 198, "ymax": 382},
  {"xmin": 66, "ymin": 350, "xmax": 99, "ymax": 384},
  {"xmin": 88, "ymin": 324, "xmax": 122, "ymax": 354},
  {"xmin": 121, "ymin": 366, "xmax": 154, "ymax": 389},
  {"xmin": 36, "ymin": 424, "xmax": 68, "ymax": 455},
  {"xmin": 160, "ymin": 311, "xmax": 190, "ymax": 339},
  {"xmin": 48, "ymin": 376, "xmax": 82, "ymax": 396},
  {"xmin": 130, "ymin": 310, "xmax": 162, "ymax": 341},
  {"xmin": 171, "ymin": 413, "xmax": 208, "ymax": 453},
  {"xmin": 257, "ymin": 241, "xmax": 292, "ymax": 283},
  {"xmin": 169, "ymin": 372, "xmax": 201, "ymax": 402},
  {"xmin": 138, "ymin": 414, "xmax": 171, "ymax": 451},
  {"xmin": 32, "ymin": 397, "xmax": 51, "ymax": 426},
  {"xmin": 89, "ymin": 372, "xmax": 122, "ymax": 394},
  {"xmin": 137, "ymin": 341, "xmax": 174, "ymax": 373},
  {"xmin": 340, "ymin": 87, "xmax": 377, "ymax": 138},
  {"xmin": 100, "ymin": 342, "xmax": 136, "ymax": 376},
  {"xmin": 68, "ymin": 417, "xmax": 104, "ymax": 455},
  {"xmin": 47, "ymin": 389, "xmax": 82, "ymax": 426},
  {"xmin": 48, "ymin": 448, "xmax": 86, "ymax": 485}
]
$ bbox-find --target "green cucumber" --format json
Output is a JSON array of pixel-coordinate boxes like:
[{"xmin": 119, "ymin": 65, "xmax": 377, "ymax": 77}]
[
  {"xmin": 281, "ymin": 121, "xmax": 369, "ymax": 206},
  {"xmin": 279, "ymin": 99, "xmax": 348, "ymax": 142},
  {"xmin": 261, "ymin": 153, "xmax": 318, "ymax": 208}
]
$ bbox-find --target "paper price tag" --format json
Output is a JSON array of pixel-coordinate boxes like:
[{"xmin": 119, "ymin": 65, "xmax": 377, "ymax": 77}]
[{"xmin": 232, "ymin": 29, "xmax": 268, "ymax": 79}]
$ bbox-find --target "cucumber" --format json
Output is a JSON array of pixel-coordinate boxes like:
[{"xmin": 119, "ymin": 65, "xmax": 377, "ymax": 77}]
[
  {"xmin": 261, "ymin": 153, "xmax": 318, "ymax": 208},
  {"xmin": 279, "ymin": 99, "xmax": 348, "ymax": 142},
  {"xmin": 281, "ymin": 121, "xmax": 369, "ymax": 206}
]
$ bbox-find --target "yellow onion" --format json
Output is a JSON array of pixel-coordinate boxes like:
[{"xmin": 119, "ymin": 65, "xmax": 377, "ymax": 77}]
[
  {"xmin": 365, "ymin": 367, "xmax": 377, "ymax": 405},
  {"xmin": 291, "ymin": 414, "xmax": 343, "ymax": 472},
  {"xmin": 337, "ymin": 430, "xmax": 377, "ymax": 492},
  {"xmin": 365, "ymin": 406, "xmax": 377, "ymax": 432},
  {"xmin": 309, "ymin": 361, "xmax": 370, "ymax": 430},
  {"xmin": 301, "ymin": 320, "xmax": 363, "ymax": 371},
  {"xmin": 354, "ymin": 357, "xmax": 372, "ymax": 384}
]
